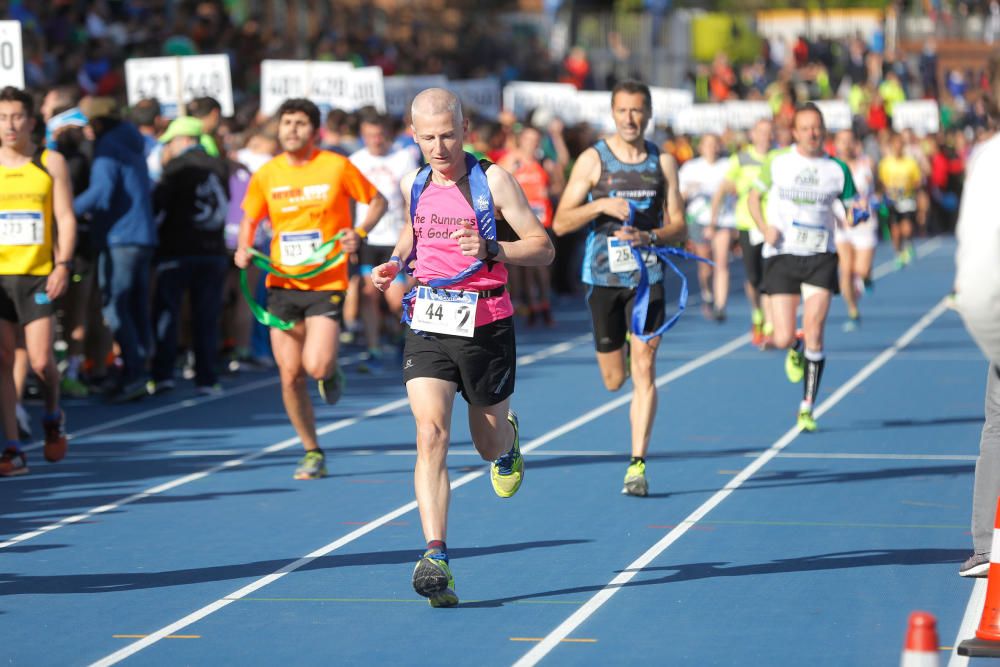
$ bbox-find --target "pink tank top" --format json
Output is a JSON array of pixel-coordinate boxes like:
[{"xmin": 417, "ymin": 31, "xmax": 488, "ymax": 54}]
[{"xmin": 412, "ymin": 181, "xmax": 513, "ymax": 327}]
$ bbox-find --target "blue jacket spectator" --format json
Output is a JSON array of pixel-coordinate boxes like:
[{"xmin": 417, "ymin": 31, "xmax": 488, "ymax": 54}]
[
  {"xmin": 73, "ymin": 107, "xmax": 156, "ymax": 248},
  {"xmin": 74, "ymin": 97, "xmax": 156, "ymax": 402}
]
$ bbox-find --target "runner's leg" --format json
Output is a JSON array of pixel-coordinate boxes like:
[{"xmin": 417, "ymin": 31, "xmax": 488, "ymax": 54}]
[
  {"xmin": 270, "ymin": 324, "xmax": 319, "ymax": 452},
  {"xmin": 629, "ymin": 334, "xmax": 660, "ymax": 459},
  {"xmin": 407, "ymin": 377, "xmax": 457, "ymax": 543}
]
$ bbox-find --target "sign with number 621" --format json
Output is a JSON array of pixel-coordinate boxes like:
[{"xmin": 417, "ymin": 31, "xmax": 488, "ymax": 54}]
[{"xmin": 125, "ymin": 55, "xmax": 233, "ymax": 118}]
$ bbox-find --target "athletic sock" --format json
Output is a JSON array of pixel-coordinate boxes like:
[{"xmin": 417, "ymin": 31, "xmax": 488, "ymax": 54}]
[
  {"xmin": 307, "ymin": 447, "xmax": 324, "ymax": 457},
  {"xmin": 426, "ymin": 540, "xmax": 448, "ymax": 561},
  {"xmin": 630, "ymin": 456, "xmax": 645, "ymax": 466},
  {"xmin": 792, "ymin": 338, "xmax": 804, "ymax": 355},
  {"xmin": 43, "ymin": 410, "xmax": 61, "ymax": 423},
  {"xmin": 803, "ymin": 349, "xmax": 825, "ymax": 407},
  {"xmin": 5, "ymin": 439, "xmax": 21, "ymax": 452}
]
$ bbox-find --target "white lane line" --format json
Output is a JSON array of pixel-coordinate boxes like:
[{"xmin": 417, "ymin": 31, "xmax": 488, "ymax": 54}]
[
  {"xmin": 948, "ymin": 578, "xmax": 987, "ymax": 667},
  {"xmin": 512, "ymin": 297, "xmax": 950, "ymax": 667},
  {"xmin": 746, "ymin": 452, "xmax": 978, "ymax": 462},
  {"xmin": 1, "ymin": 337, "xmax": 589, "ymax": 551},
  {"xmin": 87, "ymin": 332, "xmax": 750, "ymax": 667}
]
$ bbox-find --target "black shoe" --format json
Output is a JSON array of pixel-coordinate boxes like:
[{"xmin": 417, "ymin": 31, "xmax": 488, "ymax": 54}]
[{"xmin": 317, "ymin": 367, "xmax": 345, "ymax": 405}]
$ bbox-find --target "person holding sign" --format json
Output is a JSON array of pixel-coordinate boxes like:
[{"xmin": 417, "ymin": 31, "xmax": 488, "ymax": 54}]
[
  {"xmin": 0, "ymin": 87, "xmax": 77, "ymax": 476},
  {"xmin": 552, "ymin": 80, "xmax": 684, "ymax": 497},
  {"xmin": 235, "ymin": 98, "xmax": 387, "ymax": 481},
  {"xmin": 370, "ymin": 88, "xmax": 553, "ymax": 607},
  {"xmin": 748, "ymin": 103, "xmax": 866, "ymax": 433}
]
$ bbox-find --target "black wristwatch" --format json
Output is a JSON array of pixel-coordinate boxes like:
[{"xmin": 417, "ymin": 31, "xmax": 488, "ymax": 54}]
[
  {"xmin": 483, "ymin": 238, "xmax": 500, "ymax": 262},
  {"xmin": 56, "ymin": 260, "xmax": 74, "ymax": 272}
]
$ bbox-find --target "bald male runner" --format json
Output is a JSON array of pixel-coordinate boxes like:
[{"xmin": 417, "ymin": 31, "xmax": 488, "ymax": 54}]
[{"xmin": 371, "ymin": 88, "xmax": 553, "ymax": 607}]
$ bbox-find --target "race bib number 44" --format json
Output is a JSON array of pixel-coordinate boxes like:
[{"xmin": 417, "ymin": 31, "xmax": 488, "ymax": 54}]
[
  {"xmin": 279, "ymin": 230, "xmax": 322, "ymax": 266},
  {"xmin": 411, "ymin": 286, "xmax": 478, "ymax": 338},
  {"xmin": 0, "ymin": 211, "xmax": 44, "ymax": 245}
]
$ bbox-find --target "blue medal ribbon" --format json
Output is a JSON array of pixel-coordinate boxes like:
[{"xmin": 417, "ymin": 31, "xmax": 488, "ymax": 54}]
[{"xmin": 621, "ymin": 202, "xmax": 712, "ymax": 342}]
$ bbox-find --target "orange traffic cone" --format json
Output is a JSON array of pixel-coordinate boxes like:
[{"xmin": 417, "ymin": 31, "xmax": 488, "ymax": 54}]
[
  {"xmin": 958, "ymin": 496, "xmax": 1000, "ymax": 657},
  {"xmin": 900, "ymin": 611, "xmax": 938, "ymax": 667}
]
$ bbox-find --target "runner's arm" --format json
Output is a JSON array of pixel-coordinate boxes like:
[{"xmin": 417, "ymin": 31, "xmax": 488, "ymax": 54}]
[
  {"xmin": 552, "ymin": 148, "xmax": 628, "ymax": 236},
  {"xmin": 484, "ymin": 165, "xmax": 554, "ymax": 267},
  {"xmin": 657, "ymin": 152, "xmax": 686, "ymax": 243},
  {"xmin": 372, "ymin": 171, "xmax": 417, "ymax": 292},
  {"xmin": 709, "ymin": 178, "xmax": 736, "ymax": 228},
  {"xmin": 46, "ymin": 151, "xmax": 78, "ymax": 300},
  {"xmin": 234, "ymin": 214, "xmax": 261, "ymax": 269}
]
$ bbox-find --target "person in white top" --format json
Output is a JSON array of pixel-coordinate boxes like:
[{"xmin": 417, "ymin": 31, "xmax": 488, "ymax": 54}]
[
  {"xmin": 832, "ymin": 129, "xmax": 877, "ymax": 332},
  {"xmin": 350, "ymin": 111, "xmax": 420, "ymax": 371},
  {"xmin": 956, "ymin": 121, "xmax": 1000, "ymax": 576},
  {"xmin": 748, "ymin": 103, "xmax": 866, "ymax": 432},
  {"xmin": 678, "ymin": 134, "xmax": 734, "ymax": 320}
]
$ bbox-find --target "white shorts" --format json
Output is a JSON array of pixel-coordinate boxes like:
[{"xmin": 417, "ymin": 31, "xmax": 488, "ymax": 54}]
[{"xmin": 834, "ymin": 222, "xmax": 878, "ymax": 250}]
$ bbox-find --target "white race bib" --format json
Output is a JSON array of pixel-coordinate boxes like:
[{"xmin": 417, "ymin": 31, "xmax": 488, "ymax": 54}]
[
  {"xmin": 0, "ymin": 211, "xmax": 44, "ymax": 246},
  {"xmin": 279, "ymin": 229, "xmax": 322, "ymax": 266},
  {"xmin": 608, "ymin": 237, "xmax": 639, "ymax": 273},
  {"xmin": 410, "ymin": 286, "xmax": 479, "ymax": 337},
  {"xmin": 788, "ymin": 221, "xmax": 829, "ymax": 254}
]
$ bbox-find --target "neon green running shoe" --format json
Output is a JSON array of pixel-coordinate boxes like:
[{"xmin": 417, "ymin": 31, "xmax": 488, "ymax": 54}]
[
  {"xmin": 293, "ymin": 450, "xmax": 327, "ymax": 480},
  {"xmin": 797, "ymin": 409, "xmax": 818, "ymax": 432},
  {"xmin": 490, "ymin": 410, "xmax": 523, "ymax": 498},
  {"xmin": 622, "ymin": 460, "xmax": 648, "ymax": 497},
  {"xmin": 412, "ymin": 550, "xmax": 458, "ymax": 608},
  {"xmin": 785, "ymin": 347, "xmax": 805, "ymax": 383}
]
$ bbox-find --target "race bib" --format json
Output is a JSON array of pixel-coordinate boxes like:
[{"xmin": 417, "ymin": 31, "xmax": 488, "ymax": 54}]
[
  {"xmin": 608, "ymin": 237, "xmax": 639, "ymax": 273},
  {"xmin": 788, "ymin": 221, "xmax": 829, "ymax": 254},
  {"xmin": 894, "ymin": 198, "xmax": 917, "ymax": 213},
  {"xmin": 410, "ymin": 286, "xmax": 478, "ymax": 337},
  {"xmin": 0, "ymin": 211, "xmax": 44, "ymax": 246},
  {"xmin": 279, "ymin": 229, "xmax": 322, "ymax": 266}
]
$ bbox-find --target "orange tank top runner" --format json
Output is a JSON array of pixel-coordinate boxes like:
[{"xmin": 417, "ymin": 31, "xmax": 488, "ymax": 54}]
[
  {"xmin": 0, "ymin": 150, "xmax": 54, "ymax": 276},
  {"xmin": 513, "ymin": 160, "xmax": 553, "ymax": 228},
  {"xmin": 241, "ymin": 150, "xmax": 379, "ymax": 292}
]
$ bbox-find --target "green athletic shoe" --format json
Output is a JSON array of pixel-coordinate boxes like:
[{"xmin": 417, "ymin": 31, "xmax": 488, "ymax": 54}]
[
  {"xmin": 785, "ymin": 347, "xmax": 805, "ymax": 383},
  {"xmin": 293, "ymin": 450, "xmax": 327, "ymax": 480},
  {"xmin": 490, "ymin": 410, "xmax": 523, "ymax": 498},
  {"xmin": 412, "ymin": 550, "xmax": 458, "ymax": 608},
  {"xmin": 797, "ymin": 409, "xmax": 818, "ymax": 432},
  {"xmin": 622, "ymin": 460, "xmax": 648, "ymax": 497},
  {"xmin": 317, "ymin": 367, "xmax": 345, "ymax": 405}
]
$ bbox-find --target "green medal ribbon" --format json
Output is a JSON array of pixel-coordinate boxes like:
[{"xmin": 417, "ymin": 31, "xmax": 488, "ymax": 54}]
[{"xmin": 239, "ymin": 232, "xmax": 346, "ymax": 330}]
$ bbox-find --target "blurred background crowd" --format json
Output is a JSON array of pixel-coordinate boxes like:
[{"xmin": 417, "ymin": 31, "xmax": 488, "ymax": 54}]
[{"xmin": 2, "ymin": 0, "xmax": 996, "ymax": 415}]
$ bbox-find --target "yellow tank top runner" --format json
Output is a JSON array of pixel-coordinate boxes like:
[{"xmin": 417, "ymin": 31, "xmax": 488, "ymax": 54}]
[{"xmin": 0, "ymin": 150, "xmax": 54, "ymax": 276}]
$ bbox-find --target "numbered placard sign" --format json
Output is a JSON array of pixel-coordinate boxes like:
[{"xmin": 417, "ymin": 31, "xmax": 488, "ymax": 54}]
[
  {"xmin": 260, "ymin": 60, "xmax": 354, "ymax": 116},
  {"xmin": 650, "ymin": 87, "xmax": 694, "ymax": 126},
  {"xmin": 811, "ymin": 100, "xmax": 853, "ymax": 132},
  {"xmin": 724, "ymin": 101, "xmax": 773, "ymax": 130},
  {"xmin": 575, "ymin": 91, "xmax": 616, "ymax": 134},
  {"xmin": 0, "ymin": 21, "xmax": 24, "ymax": 89},
  {"xmin": 892, "ymin": 100, "xmax": 940, "ymax": 136},
  {"xmin": 503, "ymin": 81, "xmax": 578, "ymax": 123},
  {"xmin": 126, "ymin": 55, "xmax": 233, "ymax": 118},
  {"xmin": 672, "ymin": 105, "xmax": 726, "ymax": 136},
  {"xmin": 347, "ymin": 66, "xmax": 386, "ymax": 113},
  {"xmin": 383, "ymin": 75, "xmax": 448, "ymax": 117},
  {"xmin": 450, "ymin": 78, "xmax": 501, "ymax": 119}
]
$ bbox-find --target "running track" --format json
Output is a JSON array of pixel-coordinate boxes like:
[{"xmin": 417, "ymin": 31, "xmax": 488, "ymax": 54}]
[{"xmin": 1, "ymin": 237, "xmax": 988, "ymax": 666}]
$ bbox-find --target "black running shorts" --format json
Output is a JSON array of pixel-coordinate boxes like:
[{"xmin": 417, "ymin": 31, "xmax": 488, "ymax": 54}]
[
  {"xmin": 0, "ymin": 275, "xmax": 54, "ymax": 324},
  {"xmin": 738, "ymin": 230, "xmax": 765, "ymax": 291},
  {"xmin": 587, "ymin": 283, "xmax": 665, "ymax": 353},
  {"xmin": 402, "ymin": 316, "xmax": 516, "ymax": 406},
  {"xmin": 266, "ymin": 288, "xmax": 345, "ymax": 323},
  {"xmin": 761, "ymin": 253, "xmax": 839, "ymax": 295}
]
